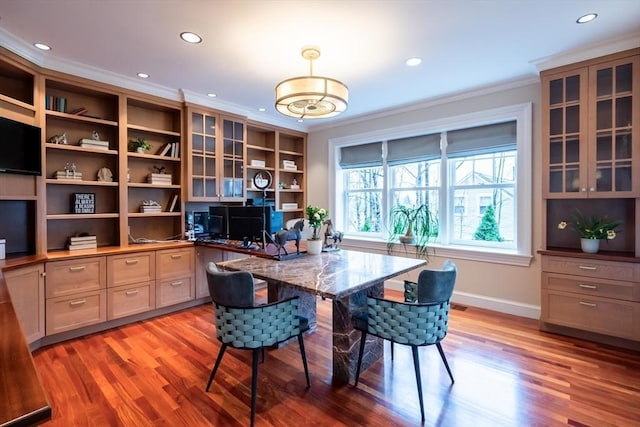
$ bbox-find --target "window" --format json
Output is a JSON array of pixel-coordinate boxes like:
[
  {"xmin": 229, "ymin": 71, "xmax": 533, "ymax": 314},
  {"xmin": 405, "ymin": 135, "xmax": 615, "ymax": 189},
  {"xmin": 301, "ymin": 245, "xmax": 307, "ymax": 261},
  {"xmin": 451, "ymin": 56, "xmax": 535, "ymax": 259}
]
[{"xmin": 330, "ymin": 103, "xmax": 532, "ymax": 263}]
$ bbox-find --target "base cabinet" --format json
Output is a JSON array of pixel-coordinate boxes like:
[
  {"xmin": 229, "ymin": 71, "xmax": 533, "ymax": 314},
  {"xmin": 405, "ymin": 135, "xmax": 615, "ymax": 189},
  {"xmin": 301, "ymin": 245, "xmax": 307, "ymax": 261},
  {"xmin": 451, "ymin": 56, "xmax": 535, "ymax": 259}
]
[
  {"xmin": 541, "ymin": 254, "xmax": 640, "ymax": 342},
  {"xmin": 46, "ymin": 289, "xmax": 107, "ymax": 335},
  {"xmin": 3, "ymin": 264, "xmax": 46, "ymax": 344}
]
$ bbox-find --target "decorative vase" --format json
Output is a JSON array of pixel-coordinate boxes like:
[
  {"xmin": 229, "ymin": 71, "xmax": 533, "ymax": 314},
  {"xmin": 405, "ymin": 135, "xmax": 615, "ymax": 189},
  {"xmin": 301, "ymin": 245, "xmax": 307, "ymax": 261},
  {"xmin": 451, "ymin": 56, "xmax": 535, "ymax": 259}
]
[
  {"xmin": 580, "ymin": 238, "xmax": 600, "ymax": 254},
  {"xmin": 306, "ymin": 238, "xmax": 323, "ymax": 255},
  {"xmin": 136, "ymin": 147, "xmax": 145, "ymax": 153}
]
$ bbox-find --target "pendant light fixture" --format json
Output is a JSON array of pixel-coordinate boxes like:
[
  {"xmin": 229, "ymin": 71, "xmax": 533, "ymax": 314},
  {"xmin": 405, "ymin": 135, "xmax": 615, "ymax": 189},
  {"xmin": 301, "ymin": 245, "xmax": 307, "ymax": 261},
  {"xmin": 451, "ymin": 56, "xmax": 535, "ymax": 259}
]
[{"xmin": 275, "ymin": 46, "xmax": 348, "ymax": 119}]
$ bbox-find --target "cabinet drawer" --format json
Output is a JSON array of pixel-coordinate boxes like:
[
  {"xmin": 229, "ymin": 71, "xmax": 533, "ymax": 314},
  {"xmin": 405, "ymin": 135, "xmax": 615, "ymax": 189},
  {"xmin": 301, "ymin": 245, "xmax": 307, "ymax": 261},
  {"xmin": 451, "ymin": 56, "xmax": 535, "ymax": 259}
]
[
  {"xmin": 542, "ymin": 290, "xmax": 640, "ymax": 340},
  {"xmin": 46, "ymin": 256, "xmax": 106, "ymax": 298},
  {"xmin": 542, "ymin": 255, "xmax": 640, "ymax": 281},
  {"xmin": 157, "ymin": 248, "xmax": 194, "ymax": 280},
  {"xmin": 46, "ymin": 289, "xmax": 107, "ymax": 335},
  {"xmin": 542, "ymin": 272, "xmax": 640, "ymax": 301},
  {"xmin": 108, "ymin": 252, "xmax": 155, "ymax": 287},
  {"xmin": 157, "ymin": 276, "xmax": 194, "ymax": 308},
  {"xmin": 107, "ymin": 282, "xmax": 155, "ymax": 320}
]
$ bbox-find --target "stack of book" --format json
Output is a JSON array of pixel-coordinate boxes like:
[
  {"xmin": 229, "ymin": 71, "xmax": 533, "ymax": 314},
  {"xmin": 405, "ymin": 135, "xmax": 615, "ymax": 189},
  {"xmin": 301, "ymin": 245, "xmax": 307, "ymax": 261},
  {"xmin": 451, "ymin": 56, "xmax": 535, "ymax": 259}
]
[
  {"xmin": 148, "ymin": 173, "xmax": 172, "ymax": 185},
  {"xmin": 79, "ymin": 138, "xmax": 110, "ymax": 150},
  {"xmin": 68, "ymin": 235, "xmax": 97, "ymax": 251},
  {"xmin": 140, "ymin": 203, "xmax": 162, "ymax": 213},
  {"xmin": 55, "ymin": 170, "xmax": 83, "ymax": 180},
  {"xmin": 157, "ymin": 142, "xmax": 180, "ymax": 158},
  {"xmin": 282, "ymin": 160, "xmax": 297, "ymax": 170}
]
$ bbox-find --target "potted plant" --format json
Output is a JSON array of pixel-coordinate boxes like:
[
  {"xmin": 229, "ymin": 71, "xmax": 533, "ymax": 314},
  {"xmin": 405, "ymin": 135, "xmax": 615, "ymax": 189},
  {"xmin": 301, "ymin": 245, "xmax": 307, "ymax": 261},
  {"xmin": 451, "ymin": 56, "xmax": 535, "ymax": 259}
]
[
  {"xmin": 305, "ymin": 205, "xmax": 328, "ymax": 255},
  {"xmin": 557, "ymin": 209, "xmax": 622, "ymax": 253},
  {"xmin": 387, "ymin": 204, "xmax": 436, "ymax": 258},
  {"xmin": 129, "ymin": 137, "xmax": 151, "ymax": 153}
]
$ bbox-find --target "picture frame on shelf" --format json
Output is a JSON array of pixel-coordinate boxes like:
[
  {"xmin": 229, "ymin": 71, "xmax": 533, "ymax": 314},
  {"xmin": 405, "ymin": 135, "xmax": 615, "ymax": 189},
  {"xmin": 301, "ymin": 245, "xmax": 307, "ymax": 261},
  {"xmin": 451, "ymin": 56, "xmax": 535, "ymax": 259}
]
[{"xmin": 72, "ymin": 193, "xmax": 95, "ymax": 214}]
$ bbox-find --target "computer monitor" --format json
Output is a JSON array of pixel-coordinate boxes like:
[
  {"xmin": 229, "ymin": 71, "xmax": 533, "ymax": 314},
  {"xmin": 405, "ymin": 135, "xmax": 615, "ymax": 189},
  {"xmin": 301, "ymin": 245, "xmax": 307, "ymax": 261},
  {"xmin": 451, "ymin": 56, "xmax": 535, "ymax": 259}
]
[
  {"xmin": 208, "ymin": 206, "xmax": 228, "ymax": 238},
  {"xmin": 226, "ymin": 206, "xmax": 282, "ymax": 242}
]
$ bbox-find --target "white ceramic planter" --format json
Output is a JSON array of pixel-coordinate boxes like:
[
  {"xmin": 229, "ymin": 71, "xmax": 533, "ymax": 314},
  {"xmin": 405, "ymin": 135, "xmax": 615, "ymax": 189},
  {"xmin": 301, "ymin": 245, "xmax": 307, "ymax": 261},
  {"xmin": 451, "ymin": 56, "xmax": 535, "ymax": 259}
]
[
  {"xmin": 306, "ymin": 238, "xmax": 323, "ymax": 255},
  {"xmin": 580, "ymin": 238, "xmax": 600, "ymax": 254}
]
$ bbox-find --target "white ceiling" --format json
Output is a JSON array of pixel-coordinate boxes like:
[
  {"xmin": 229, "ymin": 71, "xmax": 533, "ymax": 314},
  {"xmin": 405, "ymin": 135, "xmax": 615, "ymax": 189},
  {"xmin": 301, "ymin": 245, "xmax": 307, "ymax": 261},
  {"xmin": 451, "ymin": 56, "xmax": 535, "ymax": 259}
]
[{"xmin": 1, "ymin": 0, "xmax": 639, "ymax": 132}]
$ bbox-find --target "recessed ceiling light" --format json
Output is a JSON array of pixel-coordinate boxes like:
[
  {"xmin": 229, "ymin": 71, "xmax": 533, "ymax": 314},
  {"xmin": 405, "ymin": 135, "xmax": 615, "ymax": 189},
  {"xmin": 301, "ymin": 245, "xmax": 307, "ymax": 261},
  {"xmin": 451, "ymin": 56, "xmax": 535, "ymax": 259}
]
[
  {"xmin": 297, "ymin": 119, "xmax": 304, "ymax": 123},
  {"xmin": 576, "ymin": 13, "xmax": 597, "ymax": 24},
  {"xmin": 207, "ymin": 93, "xmax": 217, "ymax": 97},
  {"xmin": 406, "ymin": 57, "xmax": 422, "ymax": 66},
  {"xmin": 137, "ymin": 72, "xmax": 149, "ymax": 79},
  {"xmin": 34, "ymin": 43, "xmax": 51, "ymax": 51},
  {"xmin": 180, "ymin": 32, "xmax": 202, "ymax": 44},
  {"xmin": 258, "ymin": 108, "xmax": 266, "ymax": 112}
]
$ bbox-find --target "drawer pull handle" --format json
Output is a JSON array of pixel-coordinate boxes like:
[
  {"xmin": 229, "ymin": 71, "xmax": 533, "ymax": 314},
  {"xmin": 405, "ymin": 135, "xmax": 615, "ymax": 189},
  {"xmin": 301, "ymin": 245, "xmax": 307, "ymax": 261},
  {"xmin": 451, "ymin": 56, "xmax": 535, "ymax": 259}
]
[
  {"xmin": 578, "ymin": 265, "xmax": 597, "ymax": 271},
  {"xmin": 579, "ymin": 301, "xmax": 597, "ymax": 308},
  {"xmin": 125, "ymin": 290, "xmax": 139, "ymax": 296},
  {"xmin": 69, "ymin": 299, "xmax": 87, "ymax": 307},
  {"xmin": 170, "ymin": 281, "xmax": 183, "ymax": 287},
  {"xmin": 578, "ymin": 284, "xmax": 597, "ymax": 289},
  {"xmin": 125, "ymin": 259, "xmax": 139, "ymax": 265},
  {"xmin": 69, "ymin": 266, "xmax": 86, "ymax": 272},
  {"xmin": 171, "ymin": 254, "xmax": 182, "ymax": 259}
]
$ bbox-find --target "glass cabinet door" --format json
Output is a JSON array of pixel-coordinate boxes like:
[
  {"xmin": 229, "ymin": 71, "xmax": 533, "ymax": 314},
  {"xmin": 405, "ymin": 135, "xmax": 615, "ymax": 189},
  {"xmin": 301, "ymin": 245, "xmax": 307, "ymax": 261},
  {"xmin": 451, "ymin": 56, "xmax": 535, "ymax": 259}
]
[
  {"xmin": 545, "ymin": 70, "xmax": 588, "ymax": 196},
  {"xmin": 190, "ymin": 111, "xmax": 218, "ymax": 200},
  {"xmin": 590, "ymin": 57, "xmax": 638, "ymax": 195},
  {"xmin": 221, "ymin": 117, "xmax": 245, "ymax": 200}
]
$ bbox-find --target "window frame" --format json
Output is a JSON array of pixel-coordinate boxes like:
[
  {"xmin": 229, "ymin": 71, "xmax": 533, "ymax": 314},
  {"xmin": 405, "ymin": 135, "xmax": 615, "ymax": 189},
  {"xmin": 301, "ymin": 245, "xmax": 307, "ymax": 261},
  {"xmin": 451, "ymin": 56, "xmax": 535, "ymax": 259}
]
[{"xmin": 328, "ymin": 103, "xmax": 533, "ymax": 266}]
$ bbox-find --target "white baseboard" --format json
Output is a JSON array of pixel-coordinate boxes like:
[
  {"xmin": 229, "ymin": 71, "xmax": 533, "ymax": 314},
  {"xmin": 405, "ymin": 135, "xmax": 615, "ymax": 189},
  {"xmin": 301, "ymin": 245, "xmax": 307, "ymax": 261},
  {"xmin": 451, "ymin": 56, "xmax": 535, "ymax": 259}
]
[{"xmin": 385, "ymin": 278, "xmax": 540, "ymax": 320}]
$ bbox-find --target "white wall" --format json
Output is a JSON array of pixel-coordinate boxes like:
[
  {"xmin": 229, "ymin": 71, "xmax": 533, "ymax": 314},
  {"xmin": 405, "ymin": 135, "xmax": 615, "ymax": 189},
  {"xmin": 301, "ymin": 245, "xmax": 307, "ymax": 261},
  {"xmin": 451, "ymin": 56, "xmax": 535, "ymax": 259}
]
[{"xmin": 306, "ymin": 82, "xmax": 543, "ymax": 319}]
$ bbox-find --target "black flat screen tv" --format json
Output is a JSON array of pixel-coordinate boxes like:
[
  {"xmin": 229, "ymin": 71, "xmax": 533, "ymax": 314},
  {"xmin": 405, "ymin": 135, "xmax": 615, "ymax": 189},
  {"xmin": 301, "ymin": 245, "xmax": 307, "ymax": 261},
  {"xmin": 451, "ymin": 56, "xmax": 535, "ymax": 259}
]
[{"xmin": 0, "ymin": 116, "xmax": 42, "ymax": 176}]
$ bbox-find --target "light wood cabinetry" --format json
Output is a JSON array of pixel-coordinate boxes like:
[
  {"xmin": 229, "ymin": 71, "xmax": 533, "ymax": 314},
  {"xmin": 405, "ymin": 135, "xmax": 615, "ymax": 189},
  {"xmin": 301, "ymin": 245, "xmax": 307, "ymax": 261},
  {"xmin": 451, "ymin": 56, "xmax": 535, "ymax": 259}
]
[
  {"xmin": 45, "ymin": 256, "xmax": 107, "ymax": 334},
  {"xmin": 0, "ymin": 47, "xmax": 37, "ymax": 123},
  {"xmin": 541, "ymin": 49, "xmax": 639, "ymax": 198},
  {"xmin": 195, "ymin": 246, "xmax": 224, "ymax": 299},
  {"xmin": 540, "ymin": 49, "xmax": 640, "ymax": 348},
  {"xmin": 125, "ymin": 96, "xmax": 183, "ymax": 243},
  {"xmin": 155, "ymin": 247, "xmax": 195, "ymax": 307},
  {"xmin": 3, "ymin": 264, "xmax": 45, "ymax": 344},
  {"xmin": 106, "ymin": 251, "xmax": 156, "ymax": 320},
  {"xmin": 541, "ymin": 254, "xmax": 640, "ymax": 341}
]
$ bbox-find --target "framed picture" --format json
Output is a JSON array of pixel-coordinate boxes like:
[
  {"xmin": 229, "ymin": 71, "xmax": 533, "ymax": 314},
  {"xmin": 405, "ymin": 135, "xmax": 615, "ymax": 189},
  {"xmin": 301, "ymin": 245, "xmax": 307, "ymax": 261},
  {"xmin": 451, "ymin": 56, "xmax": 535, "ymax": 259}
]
[{"xmin": 73, "ymin": 193, "xmax": 95, "ymax": 214}]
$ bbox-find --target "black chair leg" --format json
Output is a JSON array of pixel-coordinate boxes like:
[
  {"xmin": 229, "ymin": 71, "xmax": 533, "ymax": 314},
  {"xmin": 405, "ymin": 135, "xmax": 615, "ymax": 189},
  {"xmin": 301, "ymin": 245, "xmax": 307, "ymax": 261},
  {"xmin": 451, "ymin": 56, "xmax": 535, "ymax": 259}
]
[
  {"xmin": 206, "ymin": 343, "xmax": 228, "ymax": 391},
  {"xmin": 411, "ymin": 346, "xmax": 425, "ymax": 421},
  {"xmin": 436, "ymin": 342, "xmax": 455, "ymax": 384},
  {"xmin": 354, "ymin": 330, "xmax": 367, "ymax": 386},
  {"xmin": 297, "ymin": 333, "xmax": 310, "ymax": 387},
  {"xmin": 251, "ymin": 349, "xmax": 260, "ymax": 427},
  {"xmin": 391, "ymin": 341, "xmax": 394, "ymax": 360}
]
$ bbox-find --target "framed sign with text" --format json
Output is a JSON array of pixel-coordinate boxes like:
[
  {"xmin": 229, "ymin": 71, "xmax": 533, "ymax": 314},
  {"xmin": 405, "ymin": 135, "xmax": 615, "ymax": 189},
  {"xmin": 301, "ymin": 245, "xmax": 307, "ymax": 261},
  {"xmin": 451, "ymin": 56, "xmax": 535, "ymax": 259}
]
[{"xmin": 73, "ymin": 193, "xmax": 95, "ymax": 214}]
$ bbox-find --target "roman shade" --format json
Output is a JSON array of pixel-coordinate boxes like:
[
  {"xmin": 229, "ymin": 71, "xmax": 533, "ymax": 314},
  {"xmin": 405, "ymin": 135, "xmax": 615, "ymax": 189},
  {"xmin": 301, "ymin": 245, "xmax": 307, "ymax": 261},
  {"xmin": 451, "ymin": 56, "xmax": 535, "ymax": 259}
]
[
  {"xmin": 446, "ymin": 121, "xmax": 517, "ymax": 158},
  {"xmin": 339, "ymin": 142, "xmax": 383, "ymax": 169}
]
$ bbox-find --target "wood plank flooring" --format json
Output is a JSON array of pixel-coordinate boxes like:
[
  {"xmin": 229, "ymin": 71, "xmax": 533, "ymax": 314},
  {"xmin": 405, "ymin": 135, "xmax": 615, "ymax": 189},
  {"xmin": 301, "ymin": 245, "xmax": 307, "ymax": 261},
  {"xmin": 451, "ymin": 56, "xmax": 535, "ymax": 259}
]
[{"xmin": 32, "ymin": 291, "xmax": 640, "ymax": 426}]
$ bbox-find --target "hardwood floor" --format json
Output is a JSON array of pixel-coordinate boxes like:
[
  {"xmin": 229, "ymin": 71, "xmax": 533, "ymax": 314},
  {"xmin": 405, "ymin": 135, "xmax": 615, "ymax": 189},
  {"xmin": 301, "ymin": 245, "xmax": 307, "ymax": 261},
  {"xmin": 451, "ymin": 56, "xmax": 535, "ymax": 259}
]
[{"xmin": 33, "ymin": 291, "xmax": 640, "ymax": 426}]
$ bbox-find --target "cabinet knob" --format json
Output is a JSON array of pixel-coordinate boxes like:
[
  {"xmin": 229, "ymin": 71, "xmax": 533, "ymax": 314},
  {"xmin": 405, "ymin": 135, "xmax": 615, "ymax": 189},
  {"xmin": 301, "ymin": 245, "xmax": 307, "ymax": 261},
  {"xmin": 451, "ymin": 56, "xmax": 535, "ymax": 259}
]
[
  {"xmin": 581, "ymin": 188, "xmax": 587, "ymax": 192},
  {"xmin": 589, "ymin": 187, "xmax": 595, "ymax": 192}
]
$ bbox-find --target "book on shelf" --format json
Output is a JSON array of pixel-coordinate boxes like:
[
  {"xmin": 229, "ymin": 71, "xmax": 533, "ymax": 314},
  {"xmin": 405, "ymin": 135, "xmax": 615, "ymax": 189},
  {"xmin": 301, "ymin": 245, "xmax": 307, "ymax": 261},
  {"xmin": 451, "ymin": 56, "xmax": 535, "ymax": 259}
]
[
  {"xmin": 140, "ymin": 206, "xmax": 162, "ymax": 213},
  {"xmin": 158, "ymin": 143, "xmax": 172, "ymax": 156},
  {"xmin": 68, "ymin": 242, "xmax": 98, "ymax": 251},
  {"xmin": 168, "ymin": 142, "xmax": 180, "ymax": 158},
  {"xmin": 55, "ymin": 171, "xmax": 83, "ymax": 180},
  {"xmin": 69, "ymin": 107, "xmax": 89, "ymax": 115},
  {"xmin": 167, "ymin": 194, "xmax": 179, "ymax": 212},
  {"xmin": 79, "ymin": 138, "xmax": 109, "ymax": 147},
  {"xmin": 148, "ymin": 173, "xmax": 172, "ymax": 185},
  {"xmin": 69, "ymin": 235, "xmax": 97, "ymax": 244}
]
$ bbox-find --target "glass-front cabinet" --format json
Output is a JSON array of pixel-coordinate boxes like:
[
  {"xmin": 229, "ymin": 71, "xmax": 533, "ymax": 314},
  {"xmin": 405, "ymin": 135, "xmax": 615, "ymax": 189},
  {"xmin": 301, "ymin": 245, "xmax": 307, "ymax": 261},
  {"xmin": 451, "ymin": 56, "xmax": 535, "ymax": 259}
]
[
  {"xmin": 221, "ymin": 116, "xmax": 246, "ymax": 201},
  {"xmin": 187, "ymin": 108, "xmax": 218, "ymax": 201},
  {"xmin": 542, "ymin": 51, "xmax": 639, "ymax": 198}
]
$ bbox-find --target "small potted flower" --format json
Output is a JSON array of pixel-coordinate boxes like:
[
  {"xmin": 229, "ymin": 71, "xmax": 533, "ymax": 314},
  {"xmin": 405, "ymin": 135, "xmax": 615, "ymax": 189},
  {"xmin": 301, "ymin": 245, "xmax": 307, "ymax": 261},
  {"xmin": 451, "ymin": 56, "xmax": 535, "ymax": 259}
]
[
  {"xmin": 305, "ymin": 205, "xmax": 328, "ymax": 254},
  {"xmin": 557, "ymin": 210, "xmax": 622, "ymax": 253},
  {"xmin": 129, "ymin": 137, "xmax": 151, "ymax": 153}
]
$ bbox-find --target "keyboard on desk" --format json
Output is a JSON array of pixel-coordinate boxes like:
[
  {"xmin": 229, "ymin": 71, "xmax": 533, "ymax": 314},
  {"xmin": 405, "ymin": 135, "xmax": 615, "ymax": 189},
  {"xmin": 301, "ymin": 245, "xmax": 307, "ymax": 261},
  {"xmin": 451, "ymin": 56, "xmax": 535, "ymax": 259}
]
[{"xmin": 196, "ymin": 237, "xmax": 228, "ymax": 245}]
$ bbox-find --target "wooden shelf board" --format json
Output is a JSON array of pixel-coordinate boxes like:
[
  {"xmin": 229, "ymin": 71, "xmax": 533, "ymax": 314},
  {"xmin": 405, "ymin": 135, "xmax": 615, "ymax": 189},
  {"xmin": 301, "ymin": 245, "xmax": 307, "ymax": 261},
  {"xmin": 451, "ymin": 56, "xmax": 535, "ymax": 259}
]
[
  {"xmin": 246, "ymin": 144, "xmax": 275, "ymax": 152},
  {"xmin": 279, "ymin": 150, "xmax": 304, "ymax": 156},
  {"xmin": 45, "ymin": 110, "xmax": 118, "ymax": 126},
  {"xmin": 128, "ymin": 183, "xmax": 180, "ymax": 189},
  {"xmin": 45, "ymin": 143, "xmax": 117, "ymax": 155},
  {"xmin": 127, "ymin": 152, "xmax": 180, "ymax": 161},
  {"xmin": 47, "ymin": 213, "xmax": 119, "ymax": 220},
  {"xmin": 128, "ymin": 212, "xmax": 181, "ymax": 217},
  {"xmin": 46, "ymin": 179, "xmax": 118, "ymax": 187},
  {"xmin": 127, "ymin": 123, "xmax": 180, "ymax": 137},
  {"xmin": 0, "ymin": 93, "xmax": 36, "ymax": 112}
]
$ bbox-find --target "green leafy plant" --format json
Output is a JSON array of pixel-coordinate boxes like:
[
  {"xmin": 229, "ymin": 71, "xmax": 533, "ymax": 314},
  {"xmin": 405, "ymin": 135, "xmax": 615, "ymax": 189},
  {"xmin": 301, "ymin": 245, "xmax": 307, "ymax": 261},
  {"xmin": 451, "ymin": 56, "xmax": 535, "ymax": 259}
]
[
  {"xmin": 305, "ymin": 205, "xmax": 329, "ymax": 240},
  {"xmin": 474, "ymin": 204, "xmax": 503, "ymax": 242},
  {"xmin": 387, "ymin": 204, "xmax": 437, "ymax": 258},
  {"xmin": 557, "ymin": 210, "xmax": 621, "ymax": 240},
  {"xmin": 129, "ymin": 137, "xmax": 151, "ymax": 152}
]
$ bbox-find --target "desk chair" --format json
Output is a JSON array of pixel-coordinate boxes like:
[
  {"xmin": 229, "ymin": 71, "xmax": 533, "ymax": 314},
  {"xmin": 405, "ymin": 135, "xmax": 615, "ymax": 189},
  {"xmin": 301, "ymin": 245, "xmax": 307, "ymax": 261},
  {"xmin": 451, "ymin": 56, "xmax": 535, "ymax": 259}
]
[
  {"xmin": 205, "ymin": 263, "xmax": 310, "ymax": 426},
  {"xmin": 353, "ymin": 260, "xmax": 457, "ymax": 421}
]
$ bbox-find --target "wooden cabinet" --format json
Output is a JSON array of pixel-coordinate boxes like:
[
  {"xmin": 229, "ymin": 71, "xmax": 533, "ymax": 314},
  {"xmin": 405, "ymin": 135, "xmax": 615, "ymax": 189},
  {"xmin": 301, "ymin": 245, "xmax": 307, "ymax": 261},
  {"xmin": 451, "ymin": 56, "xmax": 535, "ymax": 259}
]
[
  {"xmin": 45, "ymin": 256, "xmax": 107, "ymax": 335},
  {"xmin": 155, "ymin": 247, "xmax": 195, "ymax": 307},
  {"xmin": 0, "ymin": 46, "xmax": 37, "ymax": 123},
  {"xmin": 185, "ymin": 107, "xmax": 246, "ymax": 202},
  {"xmin": 541, "ymin": 254, "xmax": 640, "ymax": 341},
  {"xmin": 125, "ymin": 96, "xmax": 183, "ymax": 243},
  {"xmin": 106, "ymin": 251, "xmax": 156, "ymax": 320},
  {"xmin": 3, "ymin": 264, "xmax": 45, "ymax": 344},
  {"xmin": 542, "ymin": 49, "xmax": 639, "ymax": 198},
  {"xmin": 195, "ymin": 246, "xmax": 224, "ymax": 299},
  {"xmin": 42, "ymin": 75, "xmax": 121, "ymax": 251}
]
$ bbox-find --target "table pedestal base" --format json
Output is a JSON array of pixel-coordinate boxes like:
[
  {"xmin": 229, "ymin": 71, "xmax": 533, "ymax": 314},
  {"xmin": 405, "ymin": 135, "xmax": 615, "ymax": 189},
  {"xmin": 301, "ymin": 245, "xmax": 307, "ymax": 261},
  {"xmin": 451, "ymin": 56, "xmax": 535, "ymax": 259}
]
[{"xmin": 332, "ymin": 282, "xmax": 384, "ymax": 385}]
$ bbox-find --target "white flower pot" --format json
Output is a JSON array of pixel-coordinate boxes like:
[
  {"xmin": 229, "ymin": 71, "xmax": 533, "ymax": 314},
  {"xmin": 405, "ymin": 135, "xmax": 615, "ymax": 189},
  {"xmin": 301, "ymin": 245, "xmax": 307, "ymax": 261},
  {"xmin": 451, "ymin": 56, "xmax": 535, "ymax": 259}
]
[
  {"xmin": 136, "ymin": 147, "xmax": 145, "ymax": 153},
  {"xmin": 306, "ymin": 238, "xmax": 323, "ymax": 255},
  {"xmin": 580, "ymin": 238, "xmax": 600, "ymax": 254}
]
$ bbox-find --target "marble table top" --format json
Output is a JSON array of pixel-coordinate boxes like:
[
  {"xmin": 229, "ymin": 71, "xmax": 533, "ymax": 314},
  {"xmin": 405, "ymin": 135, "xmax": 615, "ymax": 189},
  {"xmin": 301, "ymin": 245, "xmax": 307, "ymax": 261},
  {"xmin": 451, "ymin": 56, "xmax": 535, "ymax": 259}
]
[{"xmin": 217, "ymin": 249, "xmax": 426, "ymax": 299}]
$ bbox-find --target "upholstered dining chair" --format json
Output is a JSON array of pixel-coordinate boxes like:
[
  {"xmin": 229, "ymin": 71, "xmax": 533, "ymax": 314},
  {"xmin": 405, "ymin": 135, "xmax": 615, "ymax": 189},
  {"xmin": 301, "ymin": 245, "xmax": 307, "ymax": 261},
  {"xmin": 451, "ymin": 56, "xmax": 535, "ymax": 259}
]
[
  {"xmin": 205, "ymin": 262, "xmax": 310, "ymax": 426},
  {"xmin": 353, "ymin": 260, "xmax": 457, "ymax": 421}
]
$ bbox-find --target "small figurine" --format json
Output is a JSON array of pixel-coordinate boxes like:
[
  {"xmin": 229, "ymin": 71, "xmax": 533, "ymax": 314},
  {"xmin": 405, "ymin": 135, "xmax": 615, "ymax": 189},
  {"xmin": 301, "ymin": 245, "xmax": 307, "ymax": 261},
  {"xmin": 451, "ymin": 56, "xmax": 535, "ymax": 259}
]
[
  {"xmin": 64, "ymin": 162, "xmax": 77, "ymax": 178},
  {"xmin": 91, "ymin": 130, "xmax": 100, "ymax": 141},
  {"xmin": 97, "ymin": 167, "xmax": 113, "ymax": 182},
  {"xmin": 48, "ymin": 133, "xmax": 67, "ymax": 144},
  {"xmin": 323, "ymin": 219, "xmax": 343, "ymax": 251}
]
